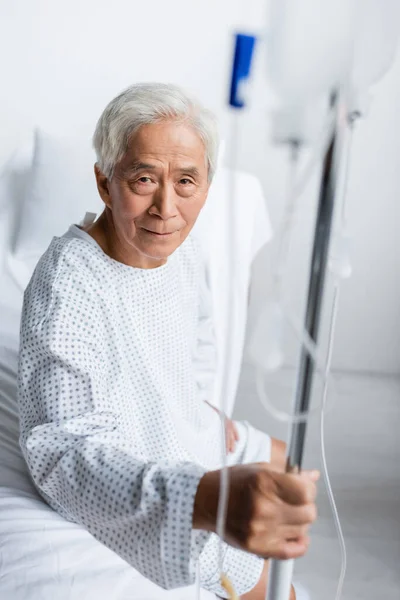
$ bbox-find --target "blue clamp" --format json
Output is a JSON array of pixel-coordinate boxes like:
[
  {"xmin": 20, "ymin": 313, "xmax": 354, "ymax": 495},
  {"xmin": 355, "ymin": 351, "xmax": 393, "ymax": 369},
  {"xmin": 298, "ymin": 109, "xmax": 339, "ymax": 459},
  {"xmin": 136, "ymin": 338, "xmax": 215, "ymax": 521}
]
[{"xmin": 229, "ymin": 33, "xmax": 257, "ymax": 109}]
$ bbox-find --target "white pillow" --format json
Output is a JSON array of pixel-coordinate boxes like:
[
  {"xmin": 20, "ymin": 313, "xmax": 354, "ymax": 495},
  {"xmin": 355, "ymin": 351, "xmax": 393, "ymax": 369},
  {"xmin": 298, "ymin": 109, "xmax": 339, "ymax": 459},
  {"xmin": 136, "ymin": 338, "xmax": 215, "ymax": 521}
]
[
  {"xmin": 14, "ymin": 129, "xmax": 103, "ymax": 259},
  {"xmin": 0, "ymin": 140, "xmax": 34, "ymax": 272},
  {"xmin": 0, "ymin": 169, "xmax": 13, "ymax": 273},
  {"xmin": 193, "ymin": 167, "xmax": 272, "ymax": 416}
]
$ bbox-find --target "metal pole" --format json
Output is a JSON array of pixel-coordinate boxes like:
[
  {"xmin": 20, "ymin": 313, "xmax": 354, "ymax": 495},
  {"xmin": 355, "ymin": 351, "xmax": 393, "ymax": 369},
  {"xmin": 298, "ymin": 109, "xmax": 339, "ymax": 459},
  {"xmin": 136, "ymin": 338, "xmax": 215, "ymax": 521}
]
[
  {"xmin": 287, "ymin": 130, "xmax": 337, "ymax": 470},
  {"xmin": 266, "ymin": 96, "xmax": 341, "ymax": 600}
]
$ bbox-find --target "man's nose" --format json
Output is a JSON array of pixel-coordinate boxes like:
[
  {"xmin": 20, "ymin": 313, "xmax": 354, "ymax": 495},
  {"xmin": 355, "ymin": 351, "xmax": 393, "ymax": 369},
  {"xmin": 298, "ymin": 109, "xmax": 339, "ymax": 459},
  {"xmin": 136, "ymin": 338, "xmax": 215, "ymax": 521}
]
[{"xmin": 149, "ymin": 185, "xmax": 179, "ymax": 219}]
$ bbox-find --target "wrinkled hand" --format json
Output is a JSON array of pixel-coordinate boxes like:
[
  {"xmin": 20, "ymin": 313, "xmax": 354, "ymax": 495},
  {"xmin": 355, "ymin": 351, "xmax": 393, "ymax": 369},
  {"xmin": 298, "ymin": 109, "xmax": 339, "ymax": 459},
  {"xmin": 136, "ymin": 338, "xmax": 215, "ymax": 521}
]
[
  {"xmin": 206, "ymin": 402, "xmax": 239, "ymax": 453},
  {"xmin": 193, "ymin": 463, "xmax": 319, "ymax": 561}
]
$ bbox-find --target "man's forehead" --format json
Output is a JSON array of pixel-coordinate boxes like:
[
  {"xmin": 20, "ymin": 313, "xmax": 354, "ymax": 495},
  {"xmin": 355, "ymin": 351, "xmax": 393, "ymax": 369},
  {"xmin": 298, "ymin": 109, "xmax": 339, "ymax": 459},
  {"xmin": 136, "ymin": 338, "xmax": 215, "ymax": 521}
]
[
  {"xmin": 125, "ymin": 123, "xmax": 206, "ymax": 161},
  {"xmin": 120, "ymin": 141, "xmax": 207, "ymax": 172},
  {"xmin": 120, "ymin": 158, "xmax": 203, "ymax": 177}
]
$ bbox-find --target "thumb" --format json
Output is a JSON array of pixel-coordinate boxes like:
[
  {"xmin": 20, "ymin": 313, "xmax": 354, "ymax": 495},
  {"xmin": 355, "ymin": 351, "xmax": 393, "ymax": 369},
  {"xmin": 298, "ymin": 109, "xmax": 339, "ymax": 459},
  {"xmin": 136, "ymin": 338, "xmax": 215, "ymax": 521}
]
[
  {"xmin": 301, "ymin": 470, "xmax": 320, "ymax": 482},
  {"xmin": 275, "ymin": 469, "xmax": 319, "ymax": 505}
]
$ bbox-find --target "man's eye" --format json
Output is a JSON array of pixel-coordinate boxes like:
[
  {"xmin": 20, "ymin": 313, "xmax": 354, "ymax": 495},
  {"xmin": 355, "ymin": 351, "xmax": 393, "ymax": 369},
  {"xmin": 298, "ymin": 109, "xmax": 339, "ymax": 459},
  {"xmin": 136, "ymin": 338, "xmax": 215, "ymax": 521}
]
[
  {"xmin": 138, "ymin": 177, "xmax": 152, "ymax": 183},
  {"xmin": 180, "ymin": 178, "xmax": 193, "ymax": 185}
]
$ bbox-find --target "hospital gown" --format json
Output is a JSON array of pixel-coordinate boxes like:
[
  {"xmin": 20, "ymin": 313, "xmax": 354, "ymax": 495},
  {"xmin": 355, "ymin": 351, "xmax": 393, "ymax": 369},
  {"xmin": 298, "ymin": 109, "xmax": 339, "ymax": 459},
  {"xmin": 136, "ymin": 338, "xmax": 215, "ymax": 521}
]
[{"xmin": 18, "ymin": 225, "xmax": 266, "ymax": 598}]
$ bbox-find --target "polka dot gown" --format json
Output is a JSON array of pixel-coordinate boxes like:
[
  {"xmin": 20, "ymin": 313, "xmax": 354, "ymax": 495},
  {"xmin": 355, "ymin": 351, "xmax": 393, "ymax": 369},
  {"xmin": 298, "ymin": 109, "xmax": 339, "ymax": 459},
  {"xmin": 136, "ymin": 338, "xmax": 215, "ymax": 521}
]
[{"xmin": 18, "ymin": 226, "xmax": 263, "ymax": 597}]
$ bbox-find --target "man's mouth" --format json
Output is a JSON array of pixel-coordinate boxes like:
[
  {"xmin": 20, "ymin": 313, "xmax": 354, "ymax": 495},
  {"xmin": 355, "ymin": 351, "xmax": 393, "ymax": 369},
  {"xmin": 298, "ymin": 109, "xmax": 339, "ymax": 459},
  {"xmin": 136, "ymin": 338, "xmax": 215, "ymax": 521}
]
[{"xmin": 142, "ymin": 228, "xmax": 176, "ymax": 237}]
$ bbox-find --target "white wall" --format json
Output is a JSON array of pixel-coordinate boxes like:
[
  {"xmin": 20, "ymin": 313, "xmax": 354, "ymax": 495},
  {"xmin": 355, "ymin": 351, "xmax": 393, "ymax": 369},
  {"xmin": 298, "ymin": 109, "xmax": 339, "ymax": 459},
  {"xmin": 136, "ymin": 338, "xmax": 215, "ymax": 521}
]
[
  {"xmin": 0, "ymin": 0, "xmax": 248, "ymax": 159},
  {"xmin": 1, "ymin": 0, "xmax": 399, "ymax": 374}
]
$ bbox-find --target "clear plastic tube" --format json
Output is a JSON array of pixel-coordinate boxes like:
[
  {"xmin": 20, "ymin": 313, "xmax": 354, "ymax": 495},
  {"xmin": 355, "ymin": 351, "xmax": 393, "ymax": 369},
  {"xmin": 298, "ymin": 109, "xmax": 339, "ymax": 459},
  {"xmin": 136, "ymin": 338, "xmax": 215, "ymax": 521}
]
[
  {"xmin": 216, "ymin": 411, "xmax": 229, "ymax": 566},
  {"xmin": 272, "ymin": 141, "xmax": 300, "ymax": 301},
  {"xmin": 319, "ymin": 115, "xmax": 356, "ymax": 600},
  {"xmin": 257, "ymin": 111, "xmax": 356, "ymax": 600},
  {"xmin": 254, "ymin": 301, "xmax": 339, "ymax": 424},
  {"xmin": 215, "ymin": 111, "xmax": 240, "ymax": 599},
  {"xmin": 196, "ymin": 560, "xmax": 201, "ymax": 600},
  {"xmin": 319, "ymin": 284, "xmax": 347, "ymax": 600},
  {"xmin": 250, "ymin": 107, "xmax": 336, "ymax": 377},
  {"xmin": 294, "ymin": 110, "xmax": 336, "ymax": 198},
  {"xmin": 257, "ymin": 267, "xmax": 346, "ymax": 600},
  {"xmin": 209, "ymin": 75, "xmax": 350, "ymax": 600},
  {"xmin": 216, "ymin": 107, "xmax": 338, "ymax": 599}
]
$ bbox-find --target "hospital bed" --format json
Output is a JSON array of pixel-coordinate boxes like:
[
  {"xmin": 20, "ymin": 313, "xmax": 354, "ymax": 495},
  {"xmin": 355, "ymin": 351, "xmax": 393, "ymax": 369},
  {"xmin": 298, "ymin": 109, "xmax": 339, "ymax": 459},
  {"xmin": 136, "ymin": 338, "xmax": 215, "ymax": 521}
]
[{"xmin": 0, "ymin": 130, "xmax": 272, "ymax": 600}]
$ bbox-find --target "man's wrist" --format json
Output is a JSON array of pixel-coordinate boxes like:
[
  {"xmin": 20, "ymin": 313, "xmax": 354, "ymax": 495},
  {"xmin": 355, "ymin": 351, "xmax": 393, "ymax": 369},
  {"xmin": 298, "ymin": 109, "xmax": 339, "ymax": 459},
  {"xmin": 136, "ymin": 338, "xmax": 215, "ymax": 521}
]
[{"xmin": 193, "ymin": 470, "xmax": 219, "ymax": 532}]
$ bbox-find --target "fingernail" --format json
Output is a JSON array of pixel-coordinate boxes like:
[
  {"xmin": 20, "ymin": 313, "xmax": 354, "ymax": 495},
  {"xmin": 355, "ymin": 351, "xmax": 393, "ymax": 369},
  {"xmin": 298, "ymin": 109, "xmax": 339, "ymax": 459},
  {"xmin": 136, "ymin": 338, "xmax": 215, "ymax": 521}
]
[{"xmin": 303, "ymin": 470, "xmax": 320, "ymax": 481}]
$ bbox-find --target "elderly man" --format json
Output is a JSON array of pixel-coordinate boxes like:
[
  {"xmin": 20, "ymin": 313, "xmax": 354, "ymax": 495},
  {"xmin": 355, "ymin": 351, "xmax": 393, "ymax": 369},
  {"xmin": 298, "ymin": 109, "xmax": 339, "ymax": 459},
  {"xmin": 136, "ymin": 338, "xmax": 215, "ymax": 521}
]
[{"xmin": 18, "ymin": 83, "xmax": 318, "ymax": 600}]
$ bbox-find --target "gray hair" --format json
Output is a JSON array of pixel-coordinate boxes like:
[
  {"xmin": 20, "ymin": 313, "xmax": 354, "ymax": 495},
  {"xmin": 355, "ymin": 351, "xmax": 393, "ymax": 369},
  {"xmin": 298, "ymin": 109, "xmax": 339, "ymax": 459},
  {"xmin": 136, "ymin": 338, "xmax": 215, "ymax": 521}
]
[{"xmin": 93, "ymin": 82, "xmax": 219, "ymax": 182}]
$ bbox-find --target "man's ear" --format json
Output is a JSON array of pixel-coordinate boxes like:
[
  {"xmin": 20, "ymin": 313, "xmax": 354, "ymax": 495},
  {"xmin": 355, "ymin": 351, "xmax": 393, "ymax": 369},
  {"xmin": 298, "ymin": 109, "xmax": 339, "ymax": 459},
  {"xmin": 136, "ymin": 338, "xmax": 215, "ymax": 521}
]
[{"xmin": 94, "ymin": 164, "xmax": 112, "ymax": 208}]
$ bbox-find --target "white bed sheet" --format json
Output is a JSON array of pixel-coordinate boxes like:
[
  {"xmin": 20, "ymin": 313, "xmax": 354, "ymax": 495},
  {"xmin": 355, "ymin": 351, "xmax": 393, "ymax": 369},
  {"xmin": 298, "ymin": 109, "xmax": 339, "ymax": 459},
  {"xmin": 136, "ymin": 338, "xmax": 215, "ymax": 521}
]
[{"xmin": 0, "ymin": 487, "xmax": 215, "ymax": 600}]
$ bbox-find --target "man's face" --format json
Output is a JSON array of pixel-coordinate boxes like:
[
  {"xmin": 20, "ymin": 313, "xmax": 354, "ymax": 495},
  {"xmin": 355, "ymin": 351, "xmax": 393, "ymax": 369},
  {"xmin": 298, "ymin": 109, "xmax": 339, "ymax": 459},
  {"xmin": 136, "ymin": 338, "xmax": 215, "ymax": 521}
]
[{"xmin": 96, "ymin": 121, "xmax": 210, "ymax": 267}]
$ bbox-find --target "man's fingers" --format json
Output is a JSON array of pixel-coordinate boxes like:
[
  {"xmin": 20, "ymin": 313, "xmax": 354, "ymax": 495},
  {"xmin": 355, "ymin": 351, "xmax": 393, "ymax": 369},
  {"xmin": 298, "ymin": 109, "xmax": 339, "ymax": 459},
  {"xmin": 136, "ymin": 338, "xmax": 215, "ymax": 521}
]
[
  {"xmin": 280, "ymin": 502, "xmax": 317, "ymax": 526},
  {"xmin": 304, "ymin": 470, "xmax": 320, "ymax": 482},
  {"xmin": 269, "ymin": 536, "xmax": 310, "ymax": 561},
  {"xmin": 279, "ymin": 524, "xmax": 310, "ymax": 540},
  {"xmin": 260, "ymin": 537, "xmax": 310, "ymax": 561},
  {"xmin": 226, "ymin": 430, "xmax": 234, "ymax": 453},
  {"xmin": 275, "ymin": 472, "xmax": 317, "ymax": 506},
  {"xmin": 225, "ymin": 422, "xmax": 239, "ymax": 453},
  {"xmin": 225, "ymin": 426, "xmax": 229, "ymax": 449}
]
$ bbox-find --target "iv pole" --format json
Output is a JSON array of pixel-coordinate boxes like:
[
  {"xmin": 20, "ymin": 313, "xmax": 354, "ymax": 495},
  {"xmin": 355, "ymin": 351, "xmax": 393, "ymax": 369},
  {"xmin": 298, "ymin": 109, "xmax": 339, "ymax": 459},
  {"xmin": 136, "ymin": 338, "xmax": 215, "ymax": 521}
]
[
  {"xmin": 225, "ymin": 1, "xmax": 400, "ymax": 596},
  {"xmin": 265, "ymin": 92, "xmax": 341, "ymax": 600},
  {"xmin": 227, "ymin": 34, "xmax": 343, "ymax": 599}
]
